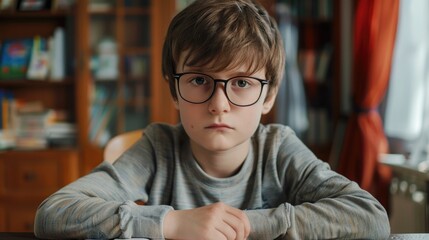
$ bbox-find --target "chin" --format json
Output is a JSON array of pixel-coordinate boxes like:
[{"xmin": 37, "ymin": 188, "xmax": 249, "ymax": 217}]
[{"xmin": 201, "ymin": 142, "xmax": 233, "ymax": 152}]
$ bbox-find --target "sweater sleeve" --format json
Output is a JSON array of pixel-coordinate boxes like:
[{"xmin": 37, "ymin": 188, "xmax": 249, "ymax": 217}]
[
  {"xmin": 245, "ymin": 126, "xmax": 391, "ymax": 239},
  {"xmin": 245, "ymin": 166, "xmax": 391, "ymax": 239},
  {"xmin": 34, "ymin": 137, "xmax": 173, "ymax": 239}
]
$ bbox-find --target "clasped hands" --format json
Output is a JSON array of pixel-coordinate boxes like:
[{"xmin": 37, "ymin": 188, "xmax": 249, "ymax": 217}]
[{"xmin": 163, "ymin": 202, "xmax": 250, "ymax": 240}]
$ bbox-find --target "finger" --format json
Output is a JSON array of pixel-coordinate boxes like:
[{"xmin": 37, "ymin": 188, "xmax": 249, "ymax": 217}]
[
  {"xmin": 215, "ymin": 220, "xmax": 237, "ymax": 240},
  {"xmin": 225, "ymin": 207, "xmax": 251, "ymax": 239},
  {"xmin": 222, "ymin": 211, "xmax": 246, "ymax": 240}
]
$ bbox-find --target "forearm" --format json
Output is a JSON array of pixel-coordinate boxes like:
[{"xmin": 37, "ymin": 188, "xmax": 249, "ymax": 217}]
[
  {"xmin": 245, "ymin": 205, "xmax": 290, "ymax": 240},
  {"xmin": 34, "ymin": 193, "xmax": 123, "ymax": 239},
  {"xmin": 246, "ymin": 184, "xmax": 390, "ymax": 239},
  {"xmin": 34, "ymin": 160, "xmax": 172, "ymax": 239},
  {"xmin": 34, "ymin": 193, "xmax": 173, "ymax": 239},
  {"xmin": 292, "ymin": 183, "xmax": 390, "ymax": 239}
]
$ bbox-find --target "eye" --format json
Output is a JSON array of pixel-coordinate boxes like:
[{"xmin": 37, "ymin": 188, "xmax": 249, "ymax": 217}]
[
  {"xmin": 237, "ymin": 79, "xmax": 248, "ymax": 88},
  {"xmin": 190, "ymin": 76, "xmax": 208, "ymax": 86},
  {"xmin": 231, "ymin": 78, "xmax": 251, "ymax": 88}
]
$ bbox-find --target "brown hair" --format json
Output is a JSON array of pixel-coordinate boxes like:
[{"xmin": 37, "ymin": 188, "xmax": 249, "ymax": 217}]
[{"xmin": 162, "ymin": 0, "xmax": 285, "ymax": 102}]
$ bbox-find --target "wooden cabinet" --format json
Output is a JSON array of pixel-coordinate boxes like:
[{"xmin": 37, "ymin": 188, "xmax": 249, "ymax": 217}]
[
  {"xmin": 0, "ymin": 0, "xmax": 177, "ymax": 231},
  {"xmin": 0, "ymin": 205, "xmax": 4, "ymax": 231},
  {"xmin": 0, "ymin": 149, "xmax": 79, "ymax": 232},
  {"xmin": 75, "ymin": 0, "xmax": 178, "ymax": 174},
  {"xmin": 0, "ymin": 3, "xmax": 79, "ymax": 232}
]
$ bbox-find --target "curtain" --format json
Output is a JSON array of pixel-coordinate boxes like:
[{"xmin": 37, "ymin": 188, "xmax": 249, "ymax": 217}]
[
  {"xmin": 337, "ymin": 0, "xmax": 399, "ymax": 208},
  {"xmin": 276, "ymin": 3, "xmax": 308, "ymax": 138}
]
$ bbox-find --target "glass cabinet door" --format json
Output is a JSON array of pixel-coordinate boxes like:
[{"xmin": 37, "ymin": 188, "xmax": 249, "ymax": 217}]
[
  {"xmin": 75, "ymin": 0, "xmax": 178, "ymax": 173},
  {"xmin": 87, "ymin": 0, "xmax": 152, "ymax": 146}
]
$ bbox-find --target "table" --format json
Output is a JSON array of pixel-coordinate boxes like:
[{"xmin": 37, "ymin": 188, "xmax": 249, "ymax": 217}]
[
  {"xmin": 0, "ymin": 232, "xmax": 39, "ymax": 239},
  {"xmin": 389, "ymin": 234, "xmax": 429, "ymax": 240},
  {"xmin": 1, "ymin": 232, "xmax": 428, "ymax": 239}
]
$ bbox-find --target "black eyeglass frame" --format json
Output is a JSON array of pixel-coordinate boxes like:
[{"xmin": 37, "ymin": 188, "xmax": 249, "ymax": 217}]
[{"xmin": 173, "ymin": 72, "xmax": 270, "ymax": 107}]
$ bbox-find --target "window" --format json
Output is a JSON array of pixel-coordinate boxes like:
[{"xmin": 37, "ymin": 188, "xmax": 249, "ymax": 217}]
[{"xmin": 384, "ymin": 0, "xmax": 429, "ymax": 164}]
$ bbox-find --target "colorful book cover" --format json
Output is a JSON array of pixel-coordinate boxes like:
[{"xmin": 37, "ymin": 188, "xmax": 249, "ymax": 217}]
[
  {"xmin": 27, "ymin": 36, "xmax": 50, "ymax": 80},
  {"xmin": 0, "ymin": 38, "xmax": 33, "ymax": 79}
]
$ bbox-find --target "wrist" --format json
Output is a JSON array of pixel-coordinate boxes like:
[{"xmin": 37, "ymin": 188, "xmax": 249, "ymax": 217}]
[{"xmin": 163, "ymin": 209, "xmax": 180, "ymax": 239}]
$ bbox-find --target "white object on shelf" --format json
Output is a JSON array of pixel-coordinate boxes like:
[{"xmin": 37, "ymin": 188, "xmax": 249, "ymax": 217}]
[
  {"xmin": 95, "ymin": 38, "xmax": 118, "ymax": 80},
  {"xmin": 50, "ymin": 27, "xmax": 66, "ymax": 80}
]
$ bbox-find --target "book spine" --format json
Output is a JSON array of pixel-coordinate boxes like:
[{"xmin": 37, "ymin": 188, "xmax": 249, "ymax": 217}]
[{"xmin": 50, "ymin": 27, "xmax": 66, "ymax": 80}]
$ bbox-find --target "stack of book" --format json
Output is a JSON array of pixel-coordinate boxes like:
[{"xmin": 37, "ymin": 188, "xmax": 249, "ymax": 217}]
[
  {"xmin": 46, "ymin": 122, "xmax": 76, "ymax": 147},
  {"xmin": 0, "ymin": 91, "xmax": 76, "ymax": 150},
  {"xmin": 14, "ymin": 109, "xmax": 52, "ymax": 149}
]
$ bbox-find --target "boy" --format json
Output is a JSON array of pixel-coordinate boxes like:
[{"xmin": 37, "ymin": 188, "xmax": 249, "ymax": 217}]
[{"xmin": 34, "ymin": 0, "xmax": 390, "ymax": 239}]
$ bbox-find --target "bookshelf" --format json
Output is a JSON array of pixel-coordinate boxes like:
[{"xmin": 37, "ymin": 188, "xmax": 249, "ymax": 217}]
[
  {"xmin": 273, "ymin": 0, "xmax": 340, "ymax": 161},
  {"xmin": 0, "ymin": 5, "xmax": 76, "ymax": 148},
  {"xmin": 75, "ymin": 0, "xmax": 178, "ymax": 174},
  {"xmin": 0, "ymin": 1, "xmax": 78, "ymax": 232}
]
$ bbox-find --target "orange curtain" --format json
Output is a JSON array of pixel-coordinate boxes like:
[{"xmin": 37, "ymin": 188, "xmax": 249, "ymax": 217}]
[{"xmin": 337, "ymin": 0, "xmax": 399, "ymax": 209}]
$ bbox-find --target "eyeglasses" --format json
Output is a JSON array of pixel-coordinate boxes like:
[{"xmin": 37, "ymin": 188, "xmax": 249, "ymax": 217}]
[{"xmin": 174, "ymin": 72, "xmax": 269, "ymax": 107}]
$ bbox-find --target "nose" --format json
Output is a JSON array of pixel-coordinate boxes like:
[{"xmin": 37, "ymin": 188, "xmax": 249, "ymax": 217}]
[{"xmin": 208, "ymin": 83, "xmax": 231, "ymax": 114}]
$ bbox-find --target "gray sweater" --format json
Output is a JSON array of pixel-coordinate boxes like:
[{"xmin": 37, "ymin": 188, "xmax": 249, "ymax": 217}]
[{"xmin": 34, "ymin": 123, "xmax": 390, "ymax": 239}]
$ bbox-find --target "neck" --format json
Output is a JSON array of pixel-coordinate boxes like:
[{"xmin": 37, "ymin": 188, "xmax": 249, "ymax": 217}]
[{"xmin": 190, "ymin": 140, "xmax": 250, "ymax": 178}]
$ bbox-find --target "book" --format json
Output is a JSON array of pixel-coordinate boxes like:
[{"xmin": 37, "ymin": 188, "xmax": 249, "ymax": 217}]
[
  {"xmin": 46, "ymin": 122, "xmax": 76, "ymax": 147},
  {"xmin": 27, "ymin": 36, "xmax": 50, "ymax": 80},
  {"xmin": 0, "ymin": 89, "xmax": 16, "ymax": 130},
  {"xmin": 88, "ymin": 0, "xmax": 114, "ymax": 11},
  {"xmin": 14, "ymin": 109, "xmax": 53, "ymax": 149},
  {"xmin": 16, "ymin": 0, "xmax": 51, "ymax": 11},
  {"xmin": 0, "ymin": 38, "xmax": 33, "ymax": 79},
  {"xmin": 1, "ymin": 91, "xmax": 9, "ymax": 129},
  {"xmin": 52, "ymin": 0, "xmax": 74, "ymax": 10},
  {"xmin": 0, "ymin": 0, "xmax": 16, "ymax": 10},
  {"xmin": 298, "ymin": 49, "xmax": 316, "ymax": 81},
  {"xmin": 93, "ymin": 105, "xmax": 116, "ymax": 146},
  {"xmin": 88, "ymin": 86, "xmax": 118, "ymax": 146},
  {"xmin": 315, "ymin": 45, "xmax": 333, "ymax": 83},
  {"xmin": 49, "ymin": 27, "xmax": 65, "ymax": 80}
]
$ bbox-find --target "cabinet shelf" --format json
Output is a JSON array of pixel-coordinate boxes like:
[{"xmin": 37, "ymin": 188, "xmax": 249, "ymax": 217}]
[
  {"xmin": 91, "ymin": 98, "xmax": 150, "ymax": 106},
  {"xmin": 125, "ymin": 98, "xmax": 150, "ymax": 106},
  {"xmin": 89, "ymin": 7, "xmax": 150, "ymax": 15},
  {"xmin": 0, "ymin": 79, "xmax": 74, "ymax": 87},
  {"xmin": 124, "ymin": 8, "xmax": 151, "ymax": 15},
  {"xmin": 125, "ymin": 76, "xmax": 149, "ymax": 82},
  {"xmin": 88, "ymin": 9, "xmax": 116, "ymax": 15},
  {"xmin": 123, "ymin": 47, "xmax": 150, "ymax": 55},
  {"xmin": 0, "ymin": 147, "xmax": 77, "ymax": 154},
  {"xmin": 0, "ymin": 10, "xmax": 71, "ymax": 19}
]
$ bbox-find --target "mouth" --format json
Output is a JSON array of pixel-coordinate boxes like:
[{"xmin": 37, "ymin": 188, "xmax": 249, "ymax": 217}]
[{"xmin": 205, "ymin": 123, "xmax": 233, "ymax": 130}]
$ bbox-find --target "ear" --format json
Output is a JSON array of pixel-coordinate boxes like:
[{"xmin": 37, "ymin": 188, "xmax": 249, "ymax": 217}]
[
  {"xmin": 262, "ymin": 88, "xmax": 277, "ymax": 114},
  {"xmin": 173, "ymin": 83, "xmax": 180, "ymax": 110},
  {"xmin": 173, "ymin": 99, "xmax": 179, "ymax": 110}
]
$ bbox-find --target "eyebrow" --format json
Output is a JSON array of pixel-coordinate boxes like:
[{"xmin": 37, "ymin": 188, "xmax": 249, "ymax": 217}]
[{"xmin": 182, "ymin": 67, "xmax": 256, "ymax": 77}]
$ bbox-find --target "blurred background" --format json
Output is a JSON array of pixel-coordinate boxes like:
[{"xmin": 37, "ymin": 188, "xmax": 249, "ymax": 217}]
[{"xmin": 0, "ymin": 0, "xmax": 427, "ymax": 234}]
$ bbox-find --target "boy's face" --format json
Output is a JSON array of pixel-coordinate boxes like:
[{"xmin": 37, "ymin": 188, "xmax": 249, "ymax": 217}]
[{"xmin": 174, "ymin": 54, "xmax": 276, "ymax": 153}]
